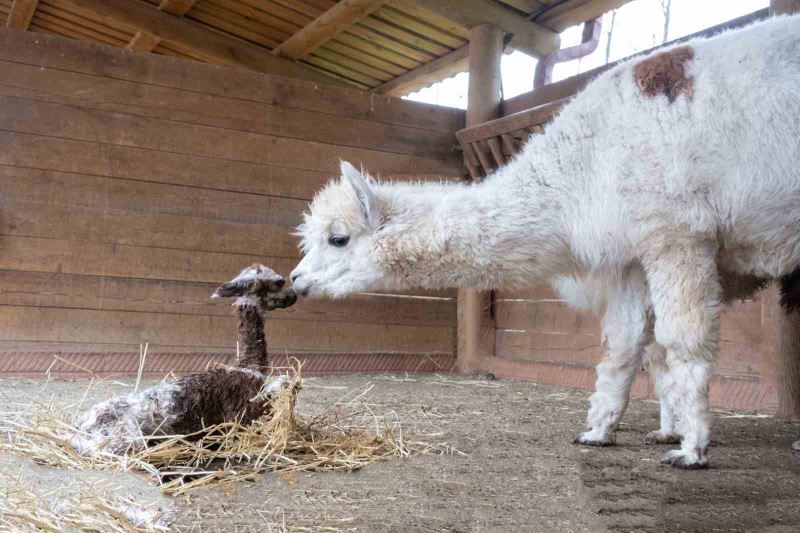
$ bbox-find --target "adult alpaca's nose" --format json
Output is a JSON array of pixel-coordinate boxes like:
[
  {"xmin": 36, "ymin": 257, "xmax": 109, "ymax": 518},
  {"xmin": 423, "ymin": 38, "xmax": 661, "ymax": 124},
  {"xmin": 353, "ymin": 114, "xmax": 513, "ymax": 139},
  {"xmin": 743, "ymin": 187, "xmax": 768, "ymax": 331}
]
[{"xmin": 290, "ymin": 269, "xmax": 310, "ymax": 297}]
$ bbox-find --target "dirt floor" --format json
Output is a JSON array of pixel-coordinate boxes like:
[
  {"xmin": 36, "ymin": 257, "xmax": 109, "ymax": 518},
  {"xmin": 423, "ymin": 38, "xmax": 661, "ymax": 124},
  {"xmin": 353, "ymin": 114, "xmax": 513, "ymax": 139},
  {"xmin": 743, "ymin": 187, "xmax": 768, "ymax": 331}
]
[{"xmin": 1, "ymin": 373, "xmax": 799, "ymax": 533}]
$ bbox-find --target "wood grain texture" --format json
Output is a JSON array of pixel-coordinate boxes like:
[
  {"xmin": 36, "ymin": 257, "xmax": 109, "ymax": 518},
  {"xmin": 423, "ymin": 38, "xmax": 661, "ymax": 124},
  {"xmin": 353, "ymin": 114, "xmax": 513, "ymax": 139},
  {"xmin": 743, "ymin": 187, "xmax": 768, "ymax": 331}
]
[
  {"xmin": 0, "ymin": 28, "xmax": 465, "ymax": 133},
  {"xmin": 0, "ymin": 95, "xmax": 461, "ymax": 176},
  {"xmin": 59, "ymin": 0, "xmax": 340, "ymax": 84},
  {"xmin": 275, "ymin": 0, "xmax": 385, "ymax": 60},
  {"xmin": 0, "ymin": 28, "xmax": 460, "ymax": 366},
  {"xmin": 0, "ymin": 60, "xmax": 458, "ymax": 160},
  {"xmin": 0, "ymin": 271, "xmax": 456, "ymax": 327},
  {"xmin": 419, "ymin": 0, "xmax": 560, "ymax": 58},
  {"xmin": 0, "ymin": 306, "xmax": 455, "ymax": 353},
  {"xmin": 6, "ymin": 0, "xmax": 39, "ymax": 29},
  {"xmin": 126, "ymin": 30, "xmax": 160, "ymax": 52}
]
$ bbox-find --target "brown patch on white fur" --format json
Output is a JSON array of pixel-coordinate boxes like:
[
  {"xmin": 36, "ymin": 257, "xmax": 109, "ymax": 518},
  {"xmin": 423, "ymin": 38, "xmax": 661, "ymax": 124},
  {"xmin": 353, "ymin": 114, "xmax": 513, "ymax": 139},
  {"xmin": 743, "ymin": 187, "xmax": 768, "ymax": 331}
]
[{"xmin": 633, "ymin": 46, "xmax": 695, "ymax": 103}]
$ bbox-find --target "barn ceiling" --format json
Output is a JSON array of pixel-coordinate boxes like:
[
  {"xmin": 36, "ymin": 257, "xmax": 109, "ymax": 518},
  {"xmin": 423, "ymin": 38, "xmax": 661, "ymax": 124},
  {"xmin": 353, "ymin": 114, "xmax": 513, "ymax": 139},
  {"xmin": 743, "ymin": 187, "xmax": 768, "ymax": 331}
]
[{"xmin": 2, "ymin": 0, "xmax": 633, "ymax": 95}]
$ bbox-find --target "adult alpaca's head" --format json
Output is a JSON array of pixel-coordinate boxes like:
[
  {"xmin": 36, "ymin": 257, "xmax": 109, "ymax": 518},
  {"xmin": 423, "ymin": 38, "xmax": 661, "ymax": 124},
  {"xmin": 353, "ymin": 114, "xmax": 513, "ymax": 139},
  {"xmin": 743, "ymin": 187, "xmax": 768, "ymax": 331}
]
[
  {"xmin": 291, "ymin": 162, "xmax": 391, "ymax": 298},
  {"xmin": 291, "ymin": 159, "xmax": 566, "ymax": 299}
]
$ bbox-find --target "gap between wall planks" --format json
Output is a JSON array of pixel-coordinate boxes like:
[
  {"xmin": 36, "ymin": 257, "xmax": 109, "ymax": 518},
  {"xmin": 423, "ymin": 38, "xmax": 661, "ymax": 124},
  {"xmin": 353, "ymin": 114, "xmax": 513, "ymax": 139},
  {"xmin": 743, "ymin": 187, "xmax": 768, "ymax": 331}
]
[{"xmin": 0, "ymin": 28, "xmax": 463, "ymax": 366}]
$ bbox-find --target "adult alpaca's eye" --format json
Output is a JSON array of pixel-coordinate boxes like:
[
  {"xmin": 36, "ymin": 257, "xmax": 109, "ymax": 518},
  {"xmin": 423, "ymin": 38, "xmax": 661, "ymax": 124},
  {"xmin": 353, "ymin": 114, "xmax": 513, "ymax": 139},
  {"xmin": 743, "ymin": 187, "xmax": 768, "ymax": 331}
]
[{"xmin": 328, "ymin": 235, "xmax": 350, "ymax": 247}]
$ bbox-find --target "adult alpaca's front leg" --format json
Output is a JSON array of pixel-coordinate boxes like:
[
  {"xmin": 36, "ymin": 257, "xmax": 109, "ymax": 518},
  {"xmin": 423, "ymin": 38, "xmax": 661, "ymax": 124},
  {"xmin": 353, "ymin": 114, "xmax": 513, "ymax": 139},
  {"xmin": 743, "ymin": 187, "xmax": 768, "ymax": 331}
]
[
  {"xmin": 575, "ymin": 267, "xmax": 652, "ymax": 446},
  {"xmin": 644, "ymin": 240, "xmax": 720, "ymax": 469}
]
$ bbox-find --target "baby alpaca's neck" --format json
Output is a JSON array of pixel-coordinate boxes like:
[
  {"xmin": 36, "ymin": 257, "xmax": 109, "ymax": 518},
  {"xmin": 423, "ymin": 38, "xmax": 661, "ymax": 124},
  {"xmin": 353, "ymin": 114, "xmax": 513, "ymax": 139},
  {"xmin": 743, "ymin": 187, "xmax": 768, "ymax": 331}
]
[{"xmin": 235, "ymin": 297, "xmax": 268, "ymax": 371}]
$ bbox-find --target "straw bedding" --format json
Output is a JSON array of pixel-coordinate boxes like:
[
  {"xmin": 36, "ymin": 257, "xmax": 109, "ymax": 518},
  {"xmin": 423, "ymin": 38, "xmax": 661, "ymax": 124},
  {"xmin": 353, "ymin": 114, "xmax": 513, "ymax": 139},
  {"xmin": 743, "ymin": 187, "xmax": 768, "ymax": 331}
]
[{"xmin": 0, "ymin": 364, "xmax": 454, "ymax": 531}]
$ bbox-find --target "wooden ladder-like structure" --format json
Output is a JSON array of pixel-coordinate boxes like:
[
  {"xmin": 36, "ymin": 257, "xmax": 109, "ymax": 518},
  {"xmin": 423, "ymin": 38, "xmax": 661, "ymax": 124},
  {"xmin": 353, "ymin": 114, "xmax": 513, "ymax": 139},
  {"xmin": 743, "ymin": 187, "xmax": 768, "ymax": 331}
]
[{"xmin": 455, "ymin": 99, "xmax": 565, "ymax": 179}]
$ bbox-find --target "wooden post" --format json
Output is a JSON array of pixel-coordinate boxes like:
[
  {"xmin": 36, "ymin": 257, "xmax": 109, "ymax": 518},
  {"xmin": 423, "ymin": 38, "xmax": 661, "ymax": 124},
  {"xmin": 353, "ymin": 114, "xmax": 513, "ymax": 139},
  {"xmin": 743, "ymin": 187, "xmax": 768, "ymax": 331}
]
[
  {"xmin": 457, "ymin": 23, "xmax": 503, "ymax": 375},
  {"xmin": 771, "ymin": 0, "xmax": 800, "ymax": 15},
  {"xmin": 771, "ymin": 0, "xmax": 800, "ymax": 419}
]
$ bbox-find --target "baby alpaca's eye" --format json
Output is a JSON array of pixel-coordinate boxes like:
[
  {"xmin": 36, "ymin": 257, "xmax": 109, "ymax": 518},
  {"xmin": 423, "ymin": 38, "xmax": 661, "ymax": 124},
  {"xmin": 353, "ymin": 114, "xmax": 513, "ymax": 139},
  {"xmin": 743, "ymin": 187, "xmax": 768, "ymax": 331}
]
[{"xmin": 328, "ymin": 235, "xmax": 350, "ymax": 247}]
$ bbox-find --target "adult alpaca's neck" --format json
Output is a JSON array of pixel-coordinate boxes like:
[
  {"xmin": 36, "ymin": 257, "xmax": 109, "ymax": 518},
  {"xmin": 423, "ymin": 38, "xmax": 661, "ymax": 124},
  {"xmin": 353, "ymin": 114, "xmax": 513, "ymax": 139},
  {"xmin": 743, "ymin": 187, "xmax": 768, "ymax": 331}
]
[{"xmin": 373, "ymin": 155, "xmax": 573, "ymax": 291}]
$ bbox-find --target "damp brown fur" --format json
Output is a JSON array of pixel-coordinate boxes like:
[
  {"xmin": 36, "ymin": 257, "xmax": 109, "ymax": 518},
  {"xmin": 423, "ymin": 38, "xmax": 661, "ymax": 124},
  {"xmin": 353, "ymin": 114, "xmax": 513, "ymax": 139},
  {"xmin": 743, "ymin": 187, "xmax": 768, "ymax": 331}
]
[
  {"xmin": 168, "ymin": 369, "xmax": 267, "ymax": 434},
  {"xmin": 633, "ymin": 46, "xmax": 695, "ymax": 103},
  {"xmin": 237, "ymin": 303, "xmax": 269, "ymax": 370}
]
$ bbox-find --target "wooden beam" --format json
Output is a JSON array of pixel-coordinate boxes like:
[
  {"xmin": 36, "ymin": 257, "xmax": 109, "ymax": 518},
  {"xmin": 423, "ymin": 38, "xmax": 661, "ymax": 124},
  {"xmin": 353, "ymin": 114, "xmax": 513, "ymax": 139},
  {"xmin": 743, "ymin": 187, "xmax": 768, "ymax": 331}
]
[
  {"xmin": 126, "ymin": 31, "xmax": 161, "ymax": 52},
  {"xmin": 159, "ymin": 0, "xmax": 197, "ymax": 17},
  {"xmin": 6, "ymin": 0, "xmax": 39, "ymax": 29},
  {"xmin": 124, "ymin": 1, "xmax": 196, "ymax": 54},
  {"xmin": 771, "ymin": 0, "xmax": 800, "ymax": 15},
  {"xmin": 535, "ymin": 0, "xmax": 630, "ymax": 32},
  {"xmin": 275, "ymin": 0, "xmax": 385, "ymax": 60},
  {"xmin": 372, "ymin": 44, "xmax": 468, "ymax": 96},
  {"xmin": 414, "ymin": 0, "xmax": 560, "ymax": 58},
  {"xmin": 62, "ymin": 0, "xmax": 343, "ymax": 86},
  {"xmin": 457, "ymin": 23, "xmax": 503, "ymax": 376}
]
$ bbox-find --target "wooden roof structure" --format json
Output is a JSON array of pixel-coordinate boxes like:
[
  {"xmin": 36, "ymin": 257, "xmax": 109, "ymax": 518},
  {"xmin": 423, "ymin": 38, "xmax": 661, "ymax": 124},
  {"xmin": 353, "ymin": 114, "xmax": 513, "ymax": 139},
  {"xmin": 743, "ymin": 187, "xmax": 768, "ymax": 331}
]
[{"xmin": 2, "ymin": 0, "xmax": 632, "ymax": 96}]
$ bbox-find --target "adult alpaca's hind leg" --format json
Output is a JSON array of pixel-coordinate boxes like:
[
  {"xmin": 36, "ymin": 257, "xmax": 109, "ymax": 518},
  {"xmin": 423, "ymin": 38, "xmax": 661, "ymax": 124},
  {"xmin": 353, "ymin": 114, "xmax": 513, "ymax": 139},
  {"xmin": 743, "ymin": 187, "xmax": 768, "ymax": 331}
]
[
  {"xmin": 644, "ymin": 240, "xmax": 720, "ymax": 469},
  {"xmin": 575, "ymin": 267, "xmax": 652, "ymax": 446},
  {"xmin": 643, "ymin": 343, "xmax": 681, "ymax": 444}
]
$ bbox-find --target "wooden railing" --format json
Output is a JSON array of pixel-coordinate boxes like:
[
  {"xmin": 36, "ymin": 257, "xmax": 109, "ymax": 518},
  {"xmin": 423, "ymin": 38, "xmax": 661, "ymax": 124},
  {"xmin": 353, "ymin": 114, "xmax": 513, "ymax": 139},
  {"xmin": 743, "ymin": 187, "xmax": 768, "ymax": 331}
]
[{"xmin": 456, "ymin": 8, "xmax": 768, "ymax": 179}]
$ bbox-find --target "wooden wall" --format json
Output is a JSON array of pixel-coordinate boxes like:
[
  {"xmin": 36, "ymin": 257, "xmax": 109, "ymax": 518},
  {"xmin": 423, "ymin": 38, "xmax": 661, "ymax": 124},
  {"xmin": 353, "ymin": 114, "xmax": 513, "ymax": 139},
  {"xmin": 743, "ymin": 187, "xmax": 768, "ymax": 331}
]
[
  {"xmin": 0, "ymin": 28, "xmax": 465, "ymax": 377},
  {"xmin": 491, "ymin": 286, "xmax": 783, "ymax": 414}
]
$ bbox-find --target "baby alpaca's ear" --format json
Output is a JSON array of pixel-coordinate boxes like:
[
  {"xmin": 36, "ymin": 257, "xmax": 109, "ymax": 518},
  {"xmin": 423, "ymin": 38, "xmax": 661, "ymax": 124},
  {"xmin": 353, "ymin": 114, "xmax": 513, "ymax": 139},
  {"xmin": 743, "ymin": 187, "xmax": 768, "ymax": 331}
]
[
  {"xmin": 211, "ymin": 280, "xmax": 247, "ymax": 299},
  {"xmin": 340, "ymin": 160, "xmax": 380, "ymax": 227}
]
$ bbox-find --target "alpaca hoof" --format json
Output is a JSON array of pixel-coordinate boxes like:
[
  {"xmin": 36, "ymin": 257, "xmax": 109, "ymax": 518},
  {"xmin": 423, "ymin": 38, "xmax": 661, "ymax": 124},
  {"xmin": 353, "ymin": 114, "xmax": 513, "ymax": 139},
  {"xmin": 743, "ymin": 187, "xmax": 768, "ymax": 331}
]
[
  {"xmin": 792, "ymin": 440, "xmax": 800, "ymax": 451},
  {"xmin": 645, "ymin": 430, "xmax": 681, "ymax": 444},
  {"xmin": 660, "ymin": 449, "xmax": 708, "ymax": 469},
  {"xmin": 574, "ymin": 431, "xmax": 614, "ymax": 447}
]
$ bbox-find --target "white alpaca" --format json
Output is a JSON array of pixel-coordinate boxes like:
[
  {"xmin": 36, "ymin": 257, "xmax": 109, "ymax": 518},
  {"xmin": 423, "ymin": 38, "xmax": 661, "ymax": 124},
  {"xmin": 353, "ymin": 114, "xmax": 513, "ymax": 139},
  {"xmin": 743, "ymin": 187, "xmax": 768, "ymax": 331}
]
[{"xmin": 292, "ymin": 15, "xmax": 800, "ymax": 469}]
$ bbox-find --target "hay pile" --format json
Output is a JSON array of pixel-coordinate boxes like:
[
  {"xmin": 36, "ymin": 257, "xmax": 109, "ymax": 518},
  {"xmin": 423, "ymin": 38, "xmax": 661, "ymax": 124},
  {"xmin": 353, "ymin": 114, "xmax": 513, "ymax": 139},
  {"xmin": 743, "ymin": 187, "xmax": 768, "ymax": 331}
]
[
  {"xmin": 0, "ymin": 365, "xmax": 453, "ymax": 501},
  {"xmin": 0, "ymin": 478, "xmax": 173, "ymax": 532}
]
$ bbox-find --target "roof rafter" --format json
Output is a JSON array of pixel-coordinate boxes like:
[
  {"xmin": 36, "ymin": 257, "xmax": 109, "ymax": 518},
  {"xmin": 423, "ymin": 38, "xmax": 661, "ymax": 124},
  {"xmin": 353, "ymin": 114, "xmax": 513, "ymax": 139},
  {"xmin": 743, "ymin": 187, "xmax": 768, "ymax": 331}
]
[
  {"xmin": 6, "ymin": 0, "xmax": 39, "ymax": 29},
  {"xmin": 159, "ymin": 0, "xmax": 197, "ymax": 17},
  {"xmin": 274, "ymin": 0, "xmax": 386, "ymax": 61},
  {"xmin": 61, "ymin": 0, "xmax": 343, "ymax": 85},
  {"xmin": 411, "ymin": 0, "xmax": 560, "ymax": 58},
  {"xmin": 125, "ymin": 0, "xmax": 198, "ymax": 54}
]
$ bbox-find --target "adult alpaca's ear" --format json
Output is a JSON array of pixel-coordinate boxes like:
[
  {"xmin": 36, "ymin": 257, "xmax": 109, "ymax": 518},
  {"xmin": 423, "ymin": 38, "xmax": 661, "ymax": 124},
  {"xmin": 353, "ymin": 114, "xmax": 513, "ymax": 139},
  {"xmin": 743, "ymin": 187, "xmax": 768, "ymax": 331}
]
[{"xmin": 340, "ymin": 160, "xmax": 379, "ymax": 227}]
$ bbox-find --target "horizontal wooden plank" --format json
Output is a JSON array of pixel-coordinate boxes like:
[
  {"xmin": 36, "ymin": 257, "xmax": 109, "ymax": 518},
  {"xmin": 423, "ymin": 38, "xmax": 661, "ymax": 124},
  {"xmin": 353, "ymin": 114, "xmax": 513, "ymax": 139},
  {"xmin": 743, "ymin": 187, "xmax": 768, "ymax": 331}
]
[
  {"xmin": 0, "ymin": 305, "xmax": 455, "ymax": 353},
  {"xmin": 495, "ymin": 329, "xmax": 603, "ymax": 366},
  {"xmin": 0, "ymin": 270, "xmax": 456, "ymax": 327},
  {"xmin": 0, "ymin": 131, "xmax": 330, "ymax": 200},
  {"xmin": 0, "ymin": 94, "xmax": 462, "ymax": 176},
  {"xmin": 495, "ymin": 299, "xmax": 601, "ymax": 334},
  {"xmin": 0, "ymin": 165, "xmax": 302, "ymax": 257},
  {"xmin": 0, "ymin": 27, "xmax": 465, "ymax": 133},
  {"xmin": 0, "ymin": 59, "xmax": 458, "ymax": 160},
  {"xmin": 0, "ymin": 232, "xmax": 456, "ymax": 298},
  {"xmin": 495, "ymin": 285, "xmax": 562, "ymax": 300}
]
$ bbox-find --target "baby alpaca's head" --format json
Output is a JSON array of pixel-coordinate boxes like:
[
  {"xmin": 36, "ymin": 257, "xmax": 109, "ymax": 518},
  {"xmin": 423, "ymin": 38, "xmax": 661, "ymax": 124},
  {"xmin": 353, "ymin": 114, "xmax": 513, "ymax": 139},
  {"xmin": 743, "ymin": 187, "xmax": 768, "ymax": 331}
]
[{"xmin": 212, "ymin": 264, "xmax": 297, "ymax": 310}]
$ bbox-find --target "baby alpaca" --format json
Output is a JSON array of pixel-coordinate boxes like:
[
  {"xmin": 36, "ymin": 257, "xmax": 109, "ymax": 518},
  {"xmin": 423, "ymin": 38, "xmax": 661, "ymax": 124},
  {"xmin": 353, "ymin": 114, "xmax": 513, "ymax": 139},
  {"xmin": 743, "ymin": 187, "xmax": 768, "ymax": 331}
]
[{"xmin": 70, "ymin": 265, "xmax": 296, "ymax": 455}]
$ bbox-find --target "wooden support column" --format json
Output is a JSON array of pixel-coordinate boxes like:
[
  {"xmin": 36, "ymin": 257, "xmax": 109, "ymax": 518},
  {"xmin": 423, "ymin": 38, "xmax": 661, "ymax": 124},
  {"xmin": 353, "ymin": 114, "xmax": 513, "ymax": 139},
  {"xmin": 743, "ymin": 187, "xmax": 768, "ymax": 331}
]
[
  {"xmin": 771, "ymin": 0, "xmax": 800, "ymax": 420},
  {"xmin": 771, "ymin": 0, "xmax": 800, "ymax": 15},
  {"xmin": 457, "ymin": 23, "xmax": 503, "ymax": 375}
]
